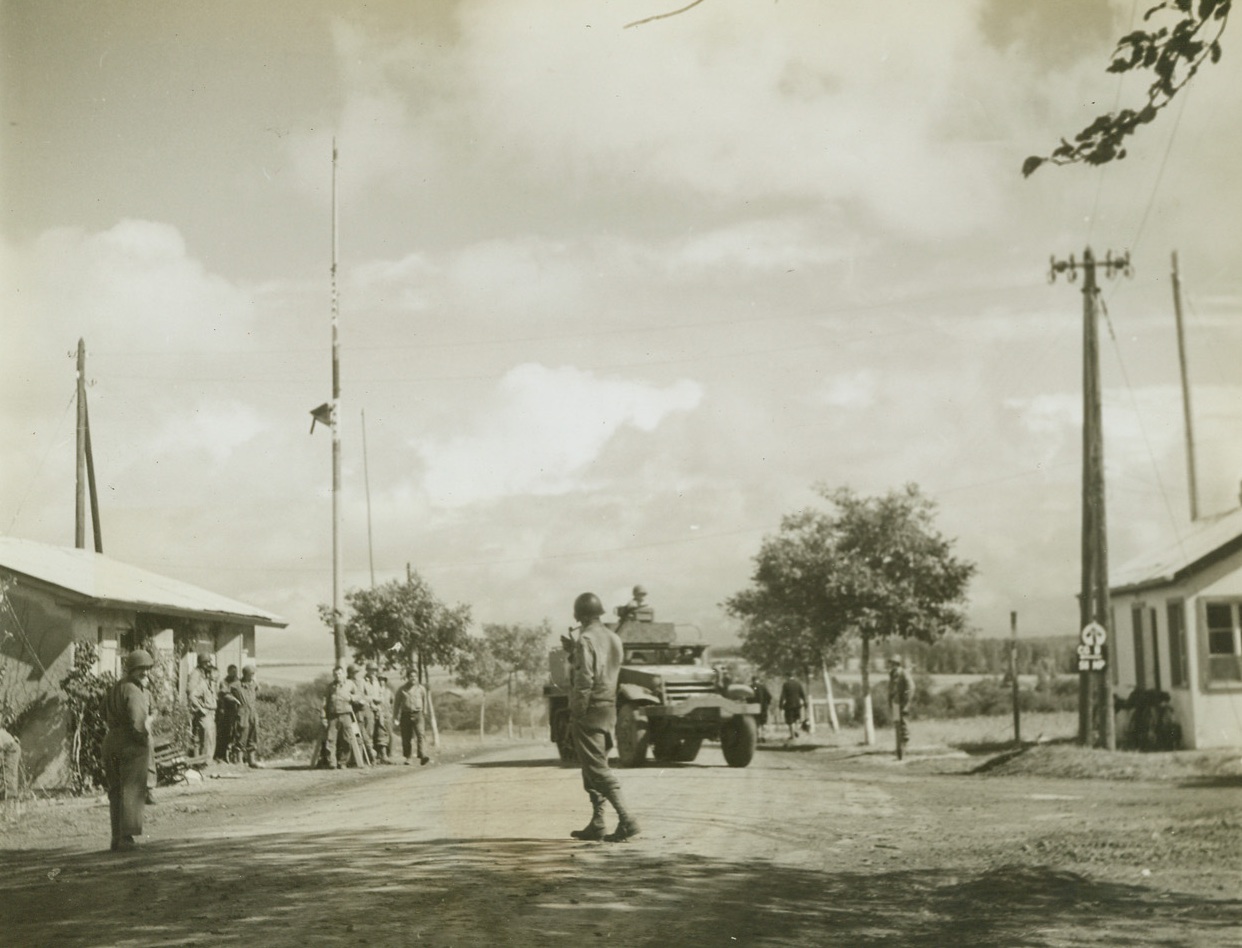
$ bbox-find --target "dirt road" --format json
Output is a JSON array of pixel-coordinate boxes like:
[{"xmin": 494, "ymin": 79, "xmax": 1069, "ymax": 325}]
[{"xmin": 3, "ymin": 738, "xmax": 1240, "ymax": 946}]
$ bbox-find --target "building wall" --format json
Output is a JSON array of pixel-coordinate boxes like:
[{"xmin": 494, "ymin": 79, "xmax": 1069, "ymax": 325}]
[{"xmin": 1112, "ymin": 547, "xmax": 1242, "ymax": 750}]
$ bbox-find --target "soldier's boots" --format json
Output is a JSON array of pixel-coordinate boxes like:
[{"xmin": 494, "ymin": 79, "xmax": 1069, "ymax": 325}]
[
  {"xmin": 570, "ymin": 791, "xmax": 607, "ymax": 841},
  {"xmin": 602, "ymin": 788, "xmax": 640, "ymax": 843}
]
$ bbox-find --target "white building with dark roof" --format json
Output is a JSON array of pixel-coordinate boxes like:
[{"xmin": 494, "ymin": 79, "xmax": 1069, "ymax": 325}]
[
  {"xmin": 1109, "ymin": 507, "xmax": 1242, "ymax": 749},
  {"xmin": 0, "ymin": 536, "xmax": 287, "ymax": 786}
]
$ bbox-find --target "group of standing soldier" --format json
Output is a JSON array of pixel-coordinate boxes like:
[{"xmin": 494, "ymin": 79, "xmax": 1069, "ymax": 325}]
[
  {"xmin": 186, "ymin": 654, "xmax": 263, "ymax": 768},
  {"xmin": 319, "ymin": 663, "xmax": 431, "ymax": 768}
]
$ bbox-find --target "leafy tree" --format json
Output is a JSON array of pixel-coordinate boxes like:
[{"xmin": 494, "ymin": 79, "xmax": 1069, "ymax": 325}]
[
  {"xmin": 320, "ymin": 573, "xmax": 471, "ymax": 679},
  {"xmin": 726, "ymin": 484, "xmax": 975, "ymax": 741},
  {"xmin": 1024, "ymin": 0, "xmax": 1231, "ymax": 175},
  {"xmin": 455, "ymin": 622, "xmax": 551, "ymax": 738}
]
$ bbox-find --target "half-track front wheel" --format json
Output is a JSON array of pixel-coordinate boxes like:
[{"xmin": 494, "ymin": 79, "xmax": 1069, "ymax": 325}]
[
  {"xmin": 720, "ymin": 715, "xmax": 757, "ymax": 768},
  {"xmin": 615, "ymin": 702, "xmax": 649, "ymax": 767}
]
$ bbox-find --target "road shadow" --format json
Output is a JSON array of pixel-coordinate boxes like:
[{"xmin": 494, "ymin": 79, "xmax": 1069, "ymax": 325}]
[
  {"xmin": 3, "ymin": 828, "xmax": 1240, "ymax": 947},
  {"xmin": 466, "ymin": 758, "xmax": 568, "ymax": 769}
]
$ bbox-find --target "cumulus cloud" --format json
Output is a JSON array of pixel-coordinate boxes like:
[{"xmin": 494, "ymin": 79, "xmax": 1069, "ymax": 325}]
[{"xmin": 415, "ymin": 363, "xmax": 702, "ymax": 506}]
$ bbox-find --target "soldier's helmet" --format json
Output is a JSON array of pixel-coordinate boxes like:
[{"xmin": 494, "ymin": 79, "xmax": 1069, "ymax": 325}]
[
  {"xmin": 632, "ymin": 584, "xmax": 648, "ymax": 599},
  {"xmin": 346, "ymin": 663, "xmax": 359, "ymax": 676},
  {"xmin": 888, "ymin": 655, "xmax": 904, "ymax": 668},
  {"xmin": 573, "ymin": 592, "xmax": 605, "ymax": 622},
  {"xmin": 366, "ymin": 662, "xmax": 378, "ymax": 673},
  {"xmin": 197, "ymin": 653, "xmax": 214, "ymax": 668},
  {"xmin": 242, "ymin": 664, "xmax": 255, "ymax": 679},
  {"xmin": 125, "ymin": 649, "xmax": 155, "ymax": 673}
]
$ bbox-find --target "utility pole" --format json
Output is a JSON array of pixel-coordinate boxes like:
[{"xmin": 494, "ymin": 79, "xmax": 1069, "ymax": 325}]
[
  {"xmin": 362, "ymin": 408, "xmax": 375, "ymax": 588},
  {"xmin": 1171, "ymin": 251, "xmax": 1199, "ymax": 523},
  {"xmin": 74, "ymin": 339, "xmax": 103, "ymax": 553},
  {"xmin": 1010, "ymin": 611, "xmax": 1020, "ymax": 745},
  {"xmin": 75, "ymin": 340, "xmax": 87, "ymax": 549},
  {"xmin": 331, "ymin": 140, "xmax": 345, "ymax": 667},
  {"xmin": 1050, "ymin": 247, "xmax": 1129, "ymax": 750}
]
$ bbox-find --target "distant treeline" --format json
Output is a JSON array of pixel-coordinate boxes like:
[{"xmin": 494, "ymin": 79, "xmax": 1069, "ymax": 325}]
[{"xmin": 713, "ymin": 634, "xmax": 1078, "ymax": 677}]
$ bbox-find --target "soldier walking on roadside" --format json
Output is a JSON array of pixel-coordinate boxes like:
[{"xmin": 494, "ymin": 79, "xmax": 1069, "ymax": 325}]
[
  {"xmin": 392, "ymin": 669, "xmax": 430, "ymax": 765},
  {"xmin": 778, "ymin": 675, "xmax": 807, "ymax": 741},
  {"xmin": 568, "ymin": 591, "xmax": 639, "ymax": 843}
]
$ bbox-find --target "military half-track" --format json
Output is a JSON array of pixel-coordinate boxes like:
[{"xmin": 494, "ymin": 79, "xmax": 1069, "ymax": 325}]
[{"xmin": 544, "ymin": 595, "xmax": 759, "ymax": 768}]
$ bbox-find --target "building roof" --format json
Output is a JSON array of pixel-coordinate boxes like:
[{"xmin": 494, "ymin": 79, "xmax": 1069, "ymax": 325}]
[
  {"xmin": 1110, "ymin": 506, "xmax": 1242, "ymax": 595},
  {"xmin": 0, "ymin": 536, "xmax": 287, "ymax": 628}
]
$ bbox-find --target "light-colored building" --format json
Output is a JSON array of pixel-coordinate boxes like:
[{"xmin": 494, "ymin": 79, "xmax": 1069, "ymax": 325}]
[
  {"xmin": 0, "ymin": 536, "xmax": 287, "ymax": 786},
  {"xmin": 1109, "ymin": 507, "xmax": 1242, "ymax": 749}
]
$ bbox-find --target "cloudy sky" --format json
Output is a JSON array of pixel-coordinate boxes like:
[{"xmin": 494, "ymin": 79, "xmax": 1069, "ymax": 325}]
[{"xmin": 2, "ymin": 0, "xmax": 1240, "ymax": 667}]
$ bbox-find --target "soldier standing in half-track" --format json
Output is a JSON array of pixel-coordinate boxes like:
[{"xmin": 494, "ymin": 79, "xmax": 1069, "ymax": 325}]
[{"xmin": 567, "ymin": 591, "xmax": 640, "ymax": 843}]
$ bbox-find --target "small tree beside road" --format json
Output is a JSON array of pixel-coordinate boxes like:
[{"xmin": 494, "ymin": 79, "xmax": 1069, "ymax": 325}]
[
  {"xmin": 455, "ymin": 622, "xmax": 551, "ymax": 738},
  {"xmin": 320, "ymin": 572, "xmax": 472, "ymax": 679},
  {"xmin": 726, "ymin": 483, "xmax": 975, "ymax": 744}
]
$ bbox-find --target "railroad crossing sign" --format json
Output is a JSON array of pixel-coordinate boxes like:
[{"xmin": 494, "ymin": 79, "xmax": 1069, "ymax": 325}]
[{"xmin": 1078, "ymin": 621, "xmax": 1107, "ymax": 671}]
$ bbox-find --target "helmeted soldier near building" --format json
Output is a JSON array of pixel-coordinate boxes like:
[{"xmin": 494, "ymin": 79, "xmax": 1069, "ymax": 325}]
[
  {"xmin": 186, "ymin": 654, "xmax": 218, "ymax": 765},
  {"xmin": 568, "ymin": 591, "xmax": 639, "ymax": 843},
  {"xmin": 103, "ymin": 649, "xmax": 156, "ymax": 851},
  {"xmin": 616, "ymin": 584, "xmax": 654, "ymax": 624},
  {"xmin": 235, "ymin": 665, "xmax": 262, "ymax": 768},
  {"xmin": 392, "ymin": 669, "xmax": 430, "ymax": 765}
]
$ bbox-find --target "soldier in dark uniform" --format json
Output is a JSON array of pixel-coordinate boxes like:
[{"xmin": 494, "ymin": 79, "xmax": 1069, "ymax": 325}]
[
  {"xmin": 103, "ymin": 649, "xmax": 156, "ymax": 851},
  {"xmin": 568, "ymin": 591, "xmax": 639, "ymax": 843},
  {"xmin": 778, "ymin": 676, "xmax": 807, "ymax": 740},
  {"xmin": 751, "ymin": 677, "xmax": 773, "ymax": 742},
  {"xmin": 888, "ymin": 656, "xmax": 915, "ymax": 753},
  {"xmin": 217, "ymin": 664, "xmax": 241, "ymax": 762}
]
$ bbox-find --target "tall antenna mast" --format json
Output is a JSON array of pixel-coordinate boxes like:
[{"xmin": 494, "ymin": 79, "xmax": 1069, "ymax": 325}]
[{"xmin": 331, "ymin": 139, "xmax": 345, "ymax": 665}]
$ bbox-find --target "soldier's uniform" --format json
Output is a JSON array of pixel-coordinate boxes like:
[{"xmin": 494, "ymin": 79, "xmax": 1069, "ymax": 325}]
[
  {"xmin": 235, "ymin": 667, "xmax": 261, "ymax": 767},
  {"xmin": 569, "ymin": 592, "xmax": 638, "ymax": 842},
  {"xmin": 362, "ymin": 665, "xmax": 390, "ymax": 762},
  {"xmin": 888, "ymin": 658, "xmax": 915, "ymax": 748},
  {"xmin": 321, "ymin": 671, "xmax": 359, "ymax": 768},
  {"xmin": 347, "ymin": 666, "xmax": 373, "ymax": 760},
  {"xmin": 187, "ymin": 659, "xmax": 218, "ymax": 764},
  {"xmin": 216, "ymin": 667, "xmax": 241, "ymax": 761},
  {"xmin": 392, "ymin": 676, "xmax": 429, "ymax": 764},
  {"xmin": 103, "ymin": 650, "xmax": 154, "ymax": 851}
]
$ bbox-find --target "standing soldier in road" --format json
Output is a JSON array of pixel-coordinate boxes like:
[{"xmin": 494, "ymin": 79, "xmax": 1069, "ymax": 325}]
[
  {"xmin": 778, "ymin": 675, "xmax": 807, "ymax": 741},
  {"xmin": 362, "ymin": 663, "xmax": 390, "ymax": 763},
  {"xmin": 235, "ymin": 664, "xmax": 262, "ymax": 768},
  {"xmin": 321, "ymin": 665, "xmax": 360, "ymax": 768},
  {"xmin": 392, "ymin": 668, "xmax": 430, "ymax": 765},
  {"xmin": 568, "ymin": 591, "xmax": 639, "ymax": 843},
  {"xmin": 102, "ymin": 649, "xmax": 156, "ymax": 851},
  {"xmin": 888, "ymin": 656, "xmax": 915, "ymax": 758},
  {"xmin": 187, "ymin": 654, "xmax": 218, "ymax": 766}
]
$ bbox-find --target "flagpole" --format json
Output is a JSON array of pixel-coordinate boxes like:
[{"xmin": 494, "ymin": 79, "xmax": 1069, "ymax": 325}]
[{"xmin": 331, "ymin": 139, "xmax": 345, "ymax": 666}]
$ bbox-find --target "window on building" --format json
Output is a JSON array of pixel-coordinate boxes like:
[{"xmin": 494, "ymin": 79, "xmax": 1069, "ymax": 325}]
[
  {"xmin": 1167, "ymin": 600, "xmax": 1189, "ymax": 688},
  {"xmin": 1204, "ymin": 601, "xmax": 1242, "ymax": 683},
  {"xmin": 1148, "ymin": 608, "xmax": 1162, "ymax": 691},
  {"xmin": 1131, "ymin": 606, "xmax": 1147, "ymax": 689}
]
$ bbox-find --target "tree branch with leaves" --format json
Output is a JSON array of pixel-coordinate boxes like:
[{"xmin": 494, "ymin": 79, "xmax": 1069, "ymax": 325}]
[{"xmin": 1024, "ymin": 0, "xmax": 1230, "ymax": 176}]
